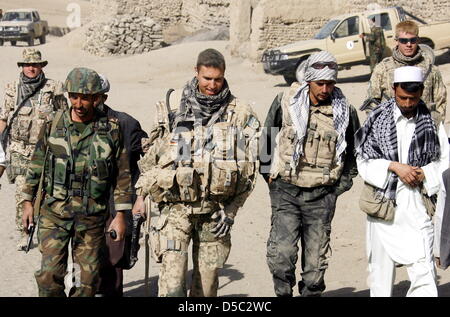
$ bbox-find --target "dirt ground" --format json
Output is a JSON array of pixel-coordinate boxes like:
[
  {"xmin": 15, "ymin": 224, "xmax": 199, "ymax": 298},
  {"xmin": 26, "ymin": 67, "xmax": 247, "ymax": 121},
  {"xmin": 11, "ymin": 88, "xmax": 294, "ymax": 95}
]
[{"xmin": 2, "ymin": 1, "xmax": 450, "ymax": 297}]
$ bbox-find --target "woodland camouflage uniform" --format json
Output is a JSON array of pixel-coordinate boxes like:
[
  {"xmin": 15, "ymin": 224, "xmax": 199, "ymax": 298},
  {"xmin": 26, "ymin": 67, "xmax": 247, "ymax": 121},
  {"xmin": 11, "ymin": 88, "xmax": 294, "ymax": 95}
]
[{"xmin": 21, "ymin": 68, "xmax": 132, "ymax": 297}]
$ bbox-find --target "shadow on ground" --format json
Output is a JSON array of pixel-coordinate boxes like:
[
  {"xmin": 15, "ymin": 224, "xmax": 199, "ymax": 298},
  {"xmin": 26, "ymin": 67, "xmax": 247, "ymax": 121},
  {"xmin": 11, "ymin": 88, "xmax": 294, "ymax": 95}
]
[
  {"xmin": 123, "ymin": 264, "xmax": 246, "ymax": 297},
  {"xmin": 323, "ymin": 281, "xmax": 410, "ymax": 297},
  {"xmin": 323, "ymin": 275, "xmax": 450, "ymax": 297}
]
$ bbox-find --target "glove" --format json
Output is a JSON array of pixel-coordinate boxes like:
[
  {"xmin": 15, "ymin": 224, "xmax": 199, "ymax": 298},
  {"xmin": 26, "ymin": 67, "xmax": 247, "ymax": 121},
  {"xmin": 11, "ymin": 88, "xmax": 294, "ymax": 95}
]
[{"xmin": 210, "ymin": 210, "xmax": 234, "ymax": 238}]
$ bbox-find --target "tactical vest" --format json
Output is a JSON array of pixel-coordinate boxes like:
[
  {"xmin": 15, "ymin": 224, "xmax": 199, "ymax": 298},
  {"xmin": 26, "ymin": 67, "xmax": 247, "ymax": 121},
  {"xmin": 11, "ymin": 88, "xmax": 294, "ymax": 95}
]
[
  {"xmin": 270, "ymin": 83, "xmax": 345, "ymax": 188},
  {"xmin": 44, "ymin": 110, "xmax": 119, "ymax": 206},
  {"xmin": 5, "ymin": 80, "xmax": 62, "ymax": 182},
  {"xmin": 145, "ymin": 98, "xmax": 259, "ymax": 214},
  {"xmin": 9, "ymin": 80, "xmax": 60, "ymax": 149}
]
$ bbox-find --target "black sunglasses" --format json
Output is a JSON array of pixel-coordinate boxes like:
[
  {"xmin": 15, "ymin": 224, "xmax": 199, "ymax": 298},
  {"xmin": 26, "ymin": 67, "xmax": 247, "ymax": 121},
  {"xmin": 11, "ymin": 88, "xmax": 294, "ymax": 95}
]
[
  {"xmin": 397, "ymin": 37, "xmax": 418, "ymax": 44},
  {"xmin": 310, "ymin": 62, "xmax": 338, "ymax": 70}
]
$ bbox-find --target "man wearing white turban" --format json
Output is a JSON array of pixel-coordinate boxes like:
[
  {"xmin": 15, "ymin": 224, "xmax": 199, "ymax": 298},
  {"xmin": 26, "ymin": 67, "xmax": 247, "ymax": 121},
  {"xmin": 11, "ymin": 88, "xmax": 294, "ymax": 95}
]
[
  {"xmin": 356, "ymin": 66, "xmax": 449, "ymax": 296},
  {"xmin": 260, "ymin": 51, "xmax": 360, "ymax": 296}
]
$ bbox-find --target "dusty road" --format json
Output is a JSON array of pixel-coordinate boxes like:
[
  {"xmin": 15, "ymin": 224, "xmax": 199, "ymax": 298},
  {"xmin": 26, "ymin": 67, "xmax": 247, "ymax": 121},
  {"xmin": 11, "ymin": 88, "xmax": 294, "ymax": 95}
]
[{"xmin": 2, "ymin": 0, "xmax": 450, "ymax": 297}]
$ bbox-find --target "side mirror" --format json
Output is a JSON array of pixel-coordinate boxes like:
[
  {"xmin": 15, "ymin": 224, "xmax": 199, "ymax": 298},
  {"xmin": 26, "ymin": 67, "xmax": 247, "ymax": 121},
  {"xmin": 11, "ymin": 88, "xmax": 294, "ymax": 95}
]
[{"xmin": 330, "ymin": 33, "xmax": 336, "ymax": 42}]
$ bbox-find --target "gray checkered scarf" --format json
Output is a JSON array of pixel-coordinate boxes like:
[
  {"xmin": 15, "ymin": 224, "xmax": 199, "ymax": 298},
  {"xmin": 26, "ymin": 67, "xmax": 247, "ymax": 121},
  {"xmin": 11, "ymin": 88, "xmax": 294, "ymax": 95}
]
[
  {"xmin": 289, "ymin": 82, "xmax": 350, "ymax": 169},
  {"xmin": 355, "ymin": 98, "xmax": 440, "ymax": 200},
  {"xmin": 172, "ymin": 77, "xmax": 232, "ymax": 129},
  {"xmin": 18, "ymin": 72, "xmax": 46, "ymax": 108}
]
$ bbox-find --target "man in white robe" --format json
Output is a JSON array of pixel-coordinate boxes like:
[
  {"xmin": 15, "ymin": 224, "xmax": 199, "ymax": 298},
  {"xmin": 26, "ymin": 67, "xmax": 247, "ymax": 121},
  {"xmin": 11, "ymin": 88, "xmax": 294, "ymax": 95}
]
[{"xmin": 356, "ymin": 66, "xmax": 449, "ymax": 297}]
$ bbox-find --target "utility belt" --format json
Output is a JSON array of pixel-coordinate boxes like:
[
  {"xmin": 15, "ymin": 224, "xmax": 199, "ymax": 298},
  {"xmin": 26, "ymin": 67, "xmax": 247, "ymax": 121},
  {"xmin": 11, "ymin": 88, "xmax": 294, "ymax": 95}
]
[{"xmin": 146, "ymin": 161, "xmax": 238, "ymax": 206}]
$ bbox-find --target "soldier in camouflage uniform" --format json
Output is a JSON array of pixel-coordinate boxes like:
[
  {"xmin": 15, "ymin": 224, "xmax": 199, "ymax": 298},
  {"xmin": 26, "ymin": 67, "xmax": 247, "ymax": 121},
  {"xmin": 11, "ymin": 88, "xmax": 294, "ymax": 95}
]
[
  {"xmin": 134, "ymin": 49, "xmax": 260, "ymax": 297},
  {"xmin": 260, "ymin": 51, "xmax": 360, "ymax": 297},
  {"xmin": 361, "ymin": 17, "xmax": 386, "ymax": 73},
  {"xmin": 367, "ymin": 20, "xmax": 447, "ymax": 119},
  {"xmin": 21, "ymin": 67, "xmax": 132, "ymax": 297},
  {"xmin": 0, "ymin": 49, "xmax": 67, "ymax": 250}
]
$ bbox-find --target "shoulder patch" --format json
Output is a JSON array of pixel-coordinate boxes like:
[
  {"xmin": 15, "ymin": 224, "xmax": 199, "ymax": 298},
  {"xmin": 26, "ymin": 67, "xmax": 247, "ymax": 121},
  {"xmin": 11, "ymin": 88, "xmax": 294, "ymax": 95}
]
[{"xmin": 246, "ymin": 115, "xmax": 260, "ymax": 130}]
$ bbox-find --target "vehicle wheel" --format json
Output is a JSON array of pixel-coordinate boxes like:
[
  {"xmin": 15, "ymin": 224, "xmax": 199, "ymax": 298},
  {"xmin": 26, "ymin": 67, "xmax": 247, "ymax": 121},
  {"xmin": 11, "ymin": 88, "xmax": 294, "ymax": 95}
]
[
  {"xmin": 39, "ymin": 34, "xmax": 46, "ymax": 45},
  {"xmin": 27, "ymin": 36, "xmax": 34, "ymax": 46},
  {"xmin": 295, "ymin": 59, "xmax": 309, "ymax": 83},
  {"xmin": 11, "ymin": 40, "xmax": 16, "ymax": 46},
  {"xmin": 283, "ymin": 74, "xmax": 296, "ymax": 86},
  {"xmin": 0, "ymin": 39, "xmax": 3, "ymax": 46}
]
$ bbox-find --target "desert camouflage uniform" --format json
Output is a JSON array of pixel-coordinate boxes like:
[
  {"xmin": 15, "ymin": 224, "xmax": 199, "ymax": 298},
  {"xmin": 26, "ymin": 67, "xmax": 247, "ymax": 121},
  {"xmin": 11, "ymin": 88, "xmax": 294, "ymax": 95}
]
[
  {"xmin": 367, "ymin": 26, "xmax": 385, "ymax": 73},
  {"xmin": 0, "ymin": 77, "xmax": 67, "ymax": 234},
  {"xmin": 136, "ymin": 97, "xmax": 260, "ymax": 297},
  {"xmin": 368, "ymin": 50, "xmax": 447, "ymax": 119},
  {"xmin": 21, "ymin": 68, "xmax": 132, "ymax": 297}
]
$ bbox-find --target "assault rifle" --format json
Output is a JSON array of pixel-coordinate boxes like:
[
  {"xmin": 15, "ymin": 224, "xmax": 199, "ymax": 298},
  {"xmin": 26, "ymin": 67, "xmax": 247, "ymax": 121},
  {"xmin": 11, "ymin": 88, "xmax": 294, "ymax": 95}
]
[{"xmin": 359, "ymin": 97, "xmax": 381, "ymax": 112}]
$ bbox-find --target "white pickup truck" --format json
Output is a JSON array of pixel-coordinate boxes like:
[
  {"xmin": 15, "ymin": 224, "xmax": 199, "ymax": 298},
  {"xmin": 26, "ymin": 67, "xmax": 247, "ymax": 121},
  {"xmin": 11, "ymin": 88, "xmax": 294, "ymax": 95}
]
[
  {"xmin": 0, "ymin": 8, "xmax": 49, "ymax": 46},
  {"xmin": 262, "ymin": 6, "xmax": 450, "ymax": 84}
]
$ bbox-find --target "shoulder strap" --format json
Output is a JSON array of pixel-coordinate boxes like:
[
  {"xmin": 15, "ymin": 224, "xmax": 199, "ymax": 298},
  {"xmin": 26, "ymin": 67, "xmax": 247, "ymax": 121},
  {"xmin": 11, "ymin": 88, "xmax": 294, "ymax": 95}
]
[
  {"xmin": 33, "ymin": 109, "xmax": 63, "ymax": 219},
  {"xmin": 50, "ymin": 110, "xmax": 64, "ymax": 136}
]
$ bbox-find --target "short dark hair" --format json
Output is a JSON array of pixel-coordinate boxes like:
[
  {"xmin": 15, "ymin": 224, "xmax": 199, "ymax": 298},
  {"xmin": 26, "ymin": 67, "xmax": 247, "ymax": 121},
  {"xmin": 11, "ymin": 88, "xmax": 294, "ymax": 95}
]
[
  {"xmin": 196, "ymin": 48, "xmax": 226, "ymax": 71},
  {"xmin": 394, "ymin": 82, "xmax": 424, "ymax": 93}
]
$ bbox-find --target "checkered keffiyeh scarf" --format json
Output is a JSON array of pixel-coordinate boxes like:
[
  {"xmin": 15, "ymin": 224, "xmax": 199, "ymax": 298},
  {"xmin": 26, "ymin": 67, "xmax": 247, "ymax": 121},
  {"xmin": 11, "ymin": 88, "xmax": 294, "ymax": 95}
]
[
  {"xmin": 172, "ymin": 77, "xmax": 232, "ymax": 129},
  {"xmin": 355, "ymin": 98, "xmax": 440, "ymax": 200},
  {"xmin": 289, "ymin": 83, "xmax": 350, "ymax": 169}
]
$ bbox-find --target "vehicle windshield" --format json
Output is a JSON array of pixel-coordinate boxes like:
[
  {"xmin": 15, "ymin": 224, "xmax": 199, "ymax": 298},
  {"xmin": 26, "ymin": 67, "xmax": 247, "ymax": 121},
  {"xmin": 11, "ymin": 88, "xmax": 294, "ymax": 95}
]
[
  {"xmin": 314, "ymin": 20, "xmax": 340, "ymax": 39},
  {"xmin": 2, "ymin": 12, "xmax": 32, "ymax": 22}
]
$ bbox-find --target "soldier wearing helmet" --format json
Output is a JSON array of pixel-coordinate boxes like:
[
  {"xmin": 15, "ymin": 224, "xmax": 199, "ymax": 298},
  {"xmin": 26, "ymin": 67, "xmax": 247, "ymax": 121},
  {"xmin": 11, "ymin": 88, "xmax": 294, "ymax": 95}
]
[
  {"xmin": 21, "ymin": 67, "xmax": 132, "ymax": 297},
  {"xmin": 0, "ymin": 48, "xmax": 67, "ymax": 251}
]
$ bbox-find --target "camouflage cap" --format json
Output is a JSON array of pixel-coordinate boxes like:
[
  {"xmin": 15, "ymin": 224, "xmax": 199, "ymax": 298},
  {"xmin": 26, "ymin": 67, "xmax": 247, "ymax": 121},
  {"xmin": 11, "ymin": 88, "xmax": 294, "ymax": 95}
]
[
  {"xmin": 17, "ymin": 48, "xmax": 48, "ymax": 67},
  {"xmin": 64, "ymin": 67, "xmax": 103, "ymax": 95}
]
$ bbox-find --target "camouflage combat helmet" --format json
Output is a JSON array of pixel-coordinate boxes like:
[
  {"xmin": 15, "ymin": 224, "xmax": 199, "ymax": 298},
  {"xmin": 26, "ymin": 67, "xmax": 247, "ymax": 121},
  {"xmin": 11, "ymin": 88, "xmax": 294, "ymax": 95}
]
[
  {"xmin": 64, "ymin": 67, "xmax": 103, "ymax": 95},
  {"xmin": 17, "ymin": 48, "xmax": 48, "ymax": 67}
]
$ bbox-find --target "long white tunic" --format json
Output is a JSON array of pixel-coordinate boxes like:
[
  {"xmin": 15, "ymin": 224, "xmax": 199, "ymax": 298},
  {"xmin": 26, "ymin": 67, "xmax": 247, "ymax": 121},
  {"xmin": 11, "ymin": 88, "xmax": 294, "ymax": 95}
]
[{"xmin": 357, "ymin": 106, "xmax": 449, "ymax": 265}]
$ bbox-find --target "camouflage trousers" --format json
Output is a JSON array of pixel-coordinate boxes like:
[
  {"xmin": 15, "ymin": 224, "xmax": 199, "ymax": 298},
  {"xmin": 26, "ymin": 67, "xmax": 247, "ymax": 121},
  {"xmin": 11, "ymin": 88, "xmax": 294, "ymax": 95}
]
[
  {"xmin": 158, "ymin": 205, "xmax": 231, "ymax": 297},
  {"xmin": 266, "ymin": 179, "xmax": 337, "ymax": 297},
  {"xmin": 14, "ymin": 174, "xmax": 27, "ymax": 234},
  {"xmin": 369, "ymin": 51, "xmax": 383, "ymax": 73},
  {"xmin": 35, "ymin": 208, "xmax": 107, "ymax": 297}
]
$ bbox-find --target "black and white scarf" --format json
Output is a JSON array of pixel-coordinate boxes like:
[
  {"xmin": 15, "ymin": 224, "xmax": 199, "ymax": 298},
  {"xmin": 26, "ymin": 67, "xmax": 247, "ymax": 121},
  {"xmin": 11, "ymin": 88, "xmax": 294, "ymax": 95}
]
[
  {"xmin": 355, "ymin": 98, "xmax": 440, "ymax": 200},
  {"xmin": 289, "ymin": 82, "xmax": 350, "ymax": 169},
  {"xmin": 172, "ymin": 77, "xmax": 232, "ymax": 129},
  {"xmin": 18, "ymin": 72, "xmax": 47, "ymax": 108}
]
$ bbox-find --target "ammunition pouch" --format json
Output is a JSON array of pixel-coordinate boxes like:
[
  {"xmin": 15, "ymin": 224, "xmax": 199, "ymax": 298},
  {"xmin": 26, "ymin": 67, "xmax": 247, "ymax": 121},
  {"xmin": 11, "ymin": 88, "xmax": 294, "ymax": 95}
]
[
  {"xmin": 273, "ymin": 125, "xmax": 342, "ymax": 187},
  {"xmin": 209, "ymin": 160, "xmax": 238, "ymax": 200},
  {"xmin": 5, "ymin": 163, "xmax": 27, "ymax": 184},
  {"xmin": 149, "ymin": 213, "xmax": 168, "ymax": 263},
  {"xmin": 89, "ymin": 158, "xmax": 112, "ymax": 200}
]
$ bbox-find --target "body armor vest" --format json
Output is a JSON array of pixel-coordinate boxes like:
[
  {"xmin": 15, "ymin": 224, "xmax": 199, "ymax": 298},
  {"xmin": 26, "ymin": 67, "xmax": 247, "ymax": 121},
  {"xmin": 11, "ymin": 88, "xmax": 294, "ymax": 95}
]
[
  {"xmin": 44, "ymin": 110, "xmax": 119, "ymax": 204},
  {"xmin": 10, "ymin": 81, "xmax": 59, "ymax": 148},
  {"xmin": 5, "ymin": 80, "xmax": 62, "ymax": 183},
  {"xmin": 145, "ymin": 98, "xmax": 259, "ymax": 214},
  {"xmin": 270, "ymin": 84, "xmax": 345, "ymax": 188}
]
